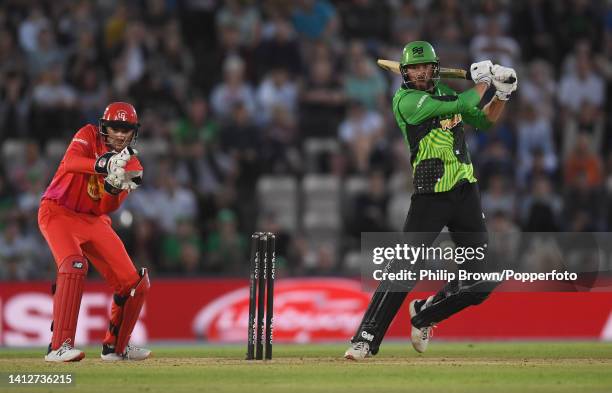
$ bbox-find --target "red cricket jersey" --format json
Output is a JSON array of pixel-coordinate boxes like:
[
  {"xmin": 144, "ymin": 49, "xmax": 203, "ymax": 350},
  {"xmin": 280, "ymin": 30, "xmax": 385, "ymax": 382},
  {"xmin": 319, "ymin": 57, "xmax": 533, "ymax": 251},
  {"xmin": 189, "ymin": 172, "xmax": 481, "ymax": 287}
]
[{"xmin": 42, "ymin": 124, "xmax": 143, "ymax": 216}]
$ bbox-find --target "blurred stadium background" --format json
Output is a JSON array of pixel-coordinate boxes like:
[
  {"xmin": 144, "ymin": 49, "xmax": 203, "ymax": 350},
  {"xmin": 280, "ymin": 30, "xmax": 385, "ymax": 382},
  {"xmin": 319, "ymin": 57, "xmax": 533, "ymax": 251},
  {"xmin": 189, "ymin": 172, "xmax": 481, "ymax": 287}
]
[{"xmin": 0, "ymin": 0, "xmax": 611, "ymax": 347}]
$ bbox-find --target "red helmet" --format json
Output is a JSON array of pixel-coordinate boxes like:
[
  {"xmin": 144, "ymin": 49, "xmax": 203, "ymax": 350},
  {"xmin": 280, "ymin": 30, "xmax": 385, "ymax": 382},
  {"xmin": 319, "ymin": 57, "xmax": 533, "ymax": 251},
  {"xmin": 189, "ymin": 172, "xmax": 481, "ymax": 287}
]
[{"xmin": 99, "ymin": 102, "xmax": 140, "ymax": 144}]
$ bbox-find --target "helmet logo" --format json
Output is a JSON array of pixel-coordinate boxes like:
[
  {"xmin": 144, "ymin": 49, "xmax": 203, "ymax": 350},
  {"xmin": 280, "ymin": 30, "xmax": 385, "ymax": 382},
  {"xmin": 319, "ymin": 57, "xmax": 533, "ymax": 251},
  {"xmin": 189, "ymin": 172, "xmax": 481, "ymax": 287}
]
[
  {"xmin": 115, "ymin": 110, "xmax": 127, "ymax": 121},
  {"xmin": 412, "ymin": 47, "xmax": 424, "ymax": 57}
]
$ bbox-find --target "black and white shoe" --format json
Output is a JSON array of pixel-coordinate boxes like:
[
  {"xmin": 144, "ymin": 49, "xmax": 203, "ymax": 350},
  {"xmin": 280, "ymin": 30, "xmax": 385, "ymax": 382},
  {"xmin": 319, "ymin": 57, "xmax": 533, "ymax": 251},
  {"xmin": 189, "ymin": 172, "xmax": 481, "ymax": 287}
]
[
  {"xmin": 101, "ymin": 344, "xmax": 151, "ymax": 361},
  {"xmin": 409, "ymin": 297, "xmax": 435, "ymax": 353},
  {"xmin": 45, "ymin": 340, "xmax": 85, "ymax": 362},
  {"xmin": 344, "ymin": 341, "xmax": 371, "ymax": 360}
]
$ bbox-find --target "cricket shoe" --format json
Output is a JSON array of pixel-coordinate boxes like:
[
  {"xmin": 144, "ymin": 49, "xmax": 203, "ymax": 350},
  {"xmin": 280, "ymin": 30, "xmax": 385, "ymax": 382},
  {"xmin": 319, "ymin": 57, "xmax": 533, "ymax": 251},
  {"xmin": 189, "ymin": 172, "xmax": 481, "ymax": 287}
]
[
  {"xmin": 409, "ymin": 297, "xmax": 435, "ymax": 353},
  {"xmin": 45, "ymin": 340, "xmax": 85, "ymax": 362},
  {"xmin": 344, "ymin": 341, "xmax": 371, "ymax": 360},
  {"xmin": 101, "ymin": 344, "xmax": 152, "ymax": 361}
]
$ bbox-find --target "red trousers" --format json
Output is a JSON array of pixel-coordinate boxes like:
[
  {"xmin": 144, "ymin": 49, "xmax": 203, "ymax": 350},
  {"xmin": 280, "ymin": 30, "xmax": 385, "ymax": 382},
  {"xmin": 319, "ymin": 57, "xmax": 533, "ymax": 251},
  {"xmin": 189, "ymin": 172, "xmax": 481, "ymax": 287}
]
[{"xmin": 38, "ymin": 199, "xmax": 140, "ymax": 345}]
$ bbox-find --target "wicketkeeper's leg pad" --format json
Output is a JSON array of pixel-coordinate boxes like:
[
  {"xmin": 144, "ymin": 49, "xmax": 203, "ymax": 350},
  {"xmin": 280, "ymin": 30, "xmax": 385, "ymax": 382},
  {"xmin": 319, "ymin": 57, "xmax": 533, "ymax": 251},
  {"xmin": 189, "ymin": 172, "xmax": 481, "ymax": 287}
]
[
  {"xmin": 111, "ymin": 268, "xmax": 150, "ymax": 354},
  {"xmin": 51, "ymin": 255, "xmax": 88, "ymax": 350}
]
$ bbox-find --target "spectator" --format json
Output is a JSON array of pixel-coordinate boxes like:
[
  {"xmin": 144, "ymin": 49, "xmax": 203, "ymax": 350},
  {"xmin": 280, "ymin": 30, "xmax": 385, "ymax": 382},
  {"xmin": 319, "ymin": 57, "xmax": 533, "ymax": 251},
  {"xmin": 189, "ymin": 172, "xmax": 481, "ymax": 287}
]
[
  {"xmin": 216, "ymin": 0, "xmax": 262, "ymax": 48},
  {"xmin": 291, "ymin": 0, "xmax": 339, "ymax": 41},
  {"xmin": 173, "ymin": 95, "xmax": 219, "ymax": 147},
  {"xmin": 521, "ymin": 176, "xmax": 562, "ymax": 231},
  {"xmin": 204, "ymin": 209, "xmax": 247, "ymax": 274},
  {"xmin": 343, "ymin": 43, "xmax": 387, "ymax": 111},
  {"xmin": 0, "ymin": 220, "xmax": 36, "ymax": 280},
  {"xmin": 254, "ymin": 17, "xmax": 302, "ymax": 79},
  {"xmin": 150, "ymin": 161, "xmax": 199, "ymax": 233},
  {"xmin": 162, "ymin": 219, "xmax": 204, "ymax": 273},
  {"xmin": 18, "ymin": 6, "xmax": 49, "ymax": 53},
  {"xmin": 558, "ymin": 49, "xmax": 605, "ymax": 116},
  {"xmin": 470, "ymin": 19, "xmax": 520, "ymax": 68},
  {"xmin": 520, "ymin": 60, "xmax": 557, "ymax": 120},
  {"xmin": 27, "ymin": 27, "xmax": 66, "ymax": 77},
  {"xmin": 515, "ymin": 104, "xmax": 557, "ymax": 188},
  {"xmin": 481, "ymin": 174, "xmax": 516, "ymax": 219},
  {"xmin": 255, "ymin": 67, "xmax": 298, "ymax": 125},
  {"xmin": 348, "ymin": 171, "xmax": 389, "ymax": 236},
  {"xmin": 338, "ymin": 100, "xmax": 384, "ymax": 173},
  {"xmin": 0, "ymin": 71, "xmax": 30, "ymax": 140},
  {"xmin": 299, "ymin": 57, "xmax": 346, "ymax": 137},
  {"xmin": 210, "ymin": 56, "xmax": 256, "ymax": 120},
  {"xmin": 564, "ymin": 133, "xmax": 603, "ymax": 189},
  {"xmin": 30, "ymin": 64, "xmax": 78, "ymax": 142},
  {"xmin": 338, "ymin": 0, "xmax": 390, "ymax": 43}
]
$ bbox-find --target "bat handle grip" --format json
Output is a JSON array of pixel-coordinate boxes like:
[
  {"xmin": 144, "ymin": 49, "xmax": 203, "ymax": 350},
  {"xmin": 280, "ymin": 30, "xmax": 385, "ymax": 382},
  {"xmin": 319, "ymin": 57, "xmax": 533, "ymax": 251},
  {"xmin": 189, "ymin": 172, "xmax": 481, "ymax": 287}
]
[{"xmin": 465, "ymin": 71, "xmax": 516, "ymax": 84}]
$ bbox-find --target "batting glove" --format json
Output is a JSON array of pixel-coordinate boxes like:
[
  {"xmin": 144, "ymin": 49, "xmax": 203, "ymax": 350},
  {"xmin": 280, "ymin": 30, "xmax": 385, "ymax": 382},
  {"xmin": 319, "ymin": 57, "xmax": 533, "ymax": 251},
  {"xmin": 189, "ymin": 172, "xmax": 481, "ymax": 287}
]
[
  {"xmin": 470, "ymin": 60, "xmax": 493, "ymax": 87},
  {"xmin": 492, "ymin": 80, "xmax": 517, "ymax": 101},
  {"xmin": 491, "ymin": 64, "xmax": 517, "ymax": 84},
  {"xmin": 492, "ymin": 65, "xmax": 518, "ymax": 101}
]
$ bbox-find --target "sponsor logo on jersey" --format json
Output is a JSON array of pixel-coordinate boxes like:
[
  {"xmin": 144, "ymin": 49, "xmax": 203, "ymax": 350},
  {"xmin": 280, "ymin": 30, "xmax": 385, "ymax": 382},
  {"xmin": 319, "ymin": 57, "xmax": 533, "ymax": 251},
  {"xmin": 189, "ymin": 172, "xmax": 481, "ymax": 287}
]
[
  {"xmin": 72, "ymin": 138, "xmax": 88, "ymax": 146},
  {"xmin": 87, "ymin": 175, "xmax": 104, "ymax": 201},
  {"xmin": 416, "ymin": 95, "xmax": 428, "ymax": 108},
  {"xmin": 439, "ymin": 114, "xmax": 462, "ymax": 130}
]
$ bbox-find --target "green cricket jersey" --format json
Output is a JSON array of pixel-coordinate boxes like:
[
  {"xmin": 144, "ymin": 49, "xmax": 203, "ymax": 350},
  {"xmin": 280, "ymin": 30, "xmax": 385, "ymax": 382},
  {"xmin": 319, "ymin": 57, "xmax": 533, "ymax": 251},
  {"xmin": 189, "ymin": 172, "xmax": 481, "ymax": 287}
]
[{"xmin": 392, "ymin": 83, "xmax": 493, "ymax": 194}]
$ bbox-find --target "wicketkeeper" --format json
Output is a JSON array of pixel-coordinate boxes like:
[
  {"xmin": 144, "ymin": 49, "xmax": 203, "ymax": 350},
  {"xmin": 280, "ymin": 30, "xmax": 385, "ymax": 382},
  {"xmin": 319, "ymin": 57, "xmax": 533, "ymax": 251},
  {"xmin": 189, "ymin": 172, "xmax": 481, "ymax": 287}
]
[
  {"xmin": 39, "ymin": 102, "xmax": 151, "ymax": 362},
  {"xmin": 345, "ymin": 41, "xmax": 517, "ymax": 360}
]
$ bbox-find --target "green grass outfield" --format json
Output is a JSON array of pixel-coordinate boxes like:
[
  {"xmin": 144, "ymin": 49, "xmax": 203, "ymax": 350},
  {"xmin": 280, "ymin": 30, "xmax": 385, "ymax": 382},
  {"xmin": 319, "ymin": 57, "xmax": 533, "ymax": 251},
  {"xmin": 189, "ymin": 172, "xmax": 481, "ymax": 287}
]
[{"xmin": 1, "ymin": 342, "xmax": 612, "ymax": 393}]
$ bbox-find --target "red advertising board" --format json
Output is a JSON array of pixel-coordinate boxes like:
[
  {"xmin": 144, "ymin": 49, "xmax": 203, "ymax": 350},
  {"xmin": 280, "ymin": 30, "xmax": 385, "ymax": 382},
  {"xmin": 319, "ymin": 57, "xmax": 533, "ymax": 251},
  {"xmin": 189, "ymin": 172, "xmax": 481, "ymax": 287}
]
[{"xmin": 1, "ymin": 278, "xmax": 611, "ymax": 346}]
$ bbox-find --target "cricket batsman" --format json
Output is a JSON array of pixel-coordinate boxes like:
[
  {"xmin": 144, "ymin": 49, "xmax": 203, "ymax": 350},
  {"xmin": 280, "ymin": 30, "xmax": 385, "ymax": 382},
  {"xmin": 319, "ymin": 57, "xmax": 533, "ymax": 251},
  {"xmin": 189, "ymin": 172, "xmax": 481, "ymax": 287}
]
[
  {"xmin": 344, "ymin": 41, "xmax": 517, "ymax": 360},
  {"xmin": 38, "ymin": 102, "xmax": 151, "ymax": 362}
]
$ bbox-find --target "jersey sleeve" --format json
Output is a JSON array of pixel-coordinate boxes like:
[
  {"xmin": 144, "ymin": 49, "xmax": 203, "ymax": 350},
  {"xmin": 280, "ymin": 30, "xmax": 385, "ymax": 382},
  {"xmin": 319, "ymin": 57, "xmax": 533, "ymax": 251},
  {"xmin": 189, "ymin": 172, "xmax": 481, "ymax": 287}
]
[
  {"xmin": 62, "ymin": 126, "xmax": 98, "ymax": 174},
  {"xmin": 461, "ymin": 105, "xmax": 493, "ymax": 130},
  {"xmin": 398, "ymin": 89, "xmax": 482, "ymax": 125}
]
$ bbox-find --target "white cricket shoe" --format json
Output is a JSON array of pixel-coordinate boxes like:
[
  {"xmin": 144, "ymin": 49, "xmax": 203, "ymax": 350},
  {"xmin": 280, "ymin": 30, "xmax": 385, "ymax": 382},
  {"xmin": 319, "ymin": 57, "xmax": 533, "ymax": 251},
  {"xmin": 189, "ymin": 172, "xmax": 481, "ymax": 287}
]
[
  {"xmin": 344, "ymin": 341, "xmax": 371, "ymax": 360},
  {"xmin": 409, "ymin": 297, "xmax": 435, "ymax": 353},
  {"xmin": 101, "ymin": 344, "xmax": 152, "ymax": 361},
  {"xmin": 45, "ymin": 340, "xmax": 85, "ymax": 362}
]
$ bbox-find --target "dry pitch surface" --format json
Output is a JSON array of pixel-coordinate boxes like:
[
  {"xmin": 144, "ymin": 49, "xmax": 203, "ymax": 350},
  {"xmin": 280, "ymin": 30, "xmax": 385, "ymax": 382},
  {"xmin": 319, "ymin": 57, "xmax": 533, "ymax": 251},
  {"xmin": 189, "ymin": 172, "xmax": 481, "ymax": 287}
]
[{"xmin": 1, "ymin": 342, "xmax": 611, "ymax": 393}]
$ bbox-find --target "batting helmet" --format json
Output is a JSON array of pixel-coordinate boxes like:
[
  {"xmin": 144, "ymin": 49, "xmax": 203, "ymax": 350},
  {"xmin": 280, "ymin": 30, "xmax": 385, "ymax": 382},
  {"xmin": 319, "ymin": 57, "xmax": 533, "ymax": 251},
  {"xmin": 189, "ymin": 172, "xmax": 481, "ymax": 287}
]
[
  {"xmin": 399, "ymin": 41, "xmax": 440, "ymax": 89},
  {"xmin": 99, "ymin": 102, "xmax": 140, "ymax": 145}
]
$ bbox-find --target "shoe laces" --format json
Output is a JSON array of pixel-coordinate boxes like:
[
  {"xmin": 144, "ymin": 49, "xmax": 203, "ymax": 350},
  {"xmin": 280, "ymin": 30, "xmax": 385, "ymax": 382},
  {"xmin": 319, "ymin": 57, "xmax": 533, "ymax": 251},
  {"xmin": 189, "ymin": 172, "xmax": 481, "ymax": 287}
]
[
  {"xmin": 353, "ymin": 341, "xmax": 369, "ymax": 353},
  {"xmin": 56, "ymin": 339, "xmax": 73, "ymax": 356}
]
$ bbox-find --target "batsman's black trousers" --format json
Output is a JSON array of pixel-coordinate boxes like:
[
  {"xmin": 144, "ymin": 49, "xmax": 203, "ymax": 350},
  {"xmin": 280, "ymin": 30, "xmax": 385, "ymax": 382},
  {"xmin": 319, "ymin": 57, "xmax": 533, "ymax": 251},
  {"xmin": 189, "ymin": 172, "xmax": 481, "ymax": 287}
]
[{"xmin": 352, "ymin": 181, "xmax": 498, "ymax": 355}]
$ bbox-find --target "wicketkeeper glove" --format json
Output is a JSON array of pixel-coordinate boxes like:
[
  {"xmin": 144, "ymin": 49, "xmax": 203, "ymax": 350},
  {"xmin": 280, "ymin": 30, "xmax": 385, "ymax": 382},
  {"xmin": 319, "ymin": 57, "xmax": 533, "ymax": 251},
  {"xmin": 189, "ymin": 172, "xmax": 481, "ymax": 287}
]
[
  {"xmin": 491, "ymin": 65, "xmax": 518, "ymax": 101},
  {"xmin": 470, "ymin": 60, "xmax": 493, "ymax": 87},
  {"xmin": 104, "ymin": 172, "xmax": 142, "ymax": 195},
  {"xmin": 94, "ymin": 146, "xmax": 138, "ymax": 177}
]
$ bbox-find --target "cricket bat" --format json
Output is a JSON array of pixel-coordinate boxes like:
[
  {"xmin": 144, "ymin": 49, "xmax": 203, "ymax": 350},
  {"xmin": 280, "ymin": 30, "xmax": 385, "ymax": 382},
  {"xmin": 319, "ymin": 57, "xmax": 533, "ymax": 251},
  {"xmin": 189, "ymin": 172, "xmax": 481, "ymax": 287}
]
[{"xmin": 376, "ymin": 59, "xmax": 516, "ymax": 83}]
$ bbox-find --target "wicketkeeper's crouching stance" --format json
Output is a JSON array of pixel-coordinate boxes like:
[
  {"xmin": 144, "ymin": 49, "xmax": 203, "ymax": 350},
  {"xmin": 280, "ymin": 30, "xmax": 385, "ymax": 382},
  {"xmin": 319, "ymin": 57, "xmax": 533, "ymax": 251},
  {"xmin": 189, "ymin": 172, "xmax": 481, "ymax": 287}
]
[
  {"xmin": 39, "ymin": 102, "xmax": 150, "ymax": 362},
  {"xmin": 345, "ymin": 41, "xmax": 518, "ymax": 360}
]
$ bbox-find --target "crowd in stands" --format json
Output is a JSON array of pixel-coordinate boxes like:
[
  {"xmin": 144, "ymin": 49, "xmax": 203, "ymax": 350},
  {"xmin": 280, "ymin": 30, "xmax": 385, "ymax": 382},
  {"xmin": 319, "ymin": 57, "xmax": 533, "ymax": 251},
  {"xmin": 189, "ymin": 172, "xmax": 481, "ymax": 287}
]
[{"xmin": 0, "ymin": 0, "xmax": 610, "ymax": 280}]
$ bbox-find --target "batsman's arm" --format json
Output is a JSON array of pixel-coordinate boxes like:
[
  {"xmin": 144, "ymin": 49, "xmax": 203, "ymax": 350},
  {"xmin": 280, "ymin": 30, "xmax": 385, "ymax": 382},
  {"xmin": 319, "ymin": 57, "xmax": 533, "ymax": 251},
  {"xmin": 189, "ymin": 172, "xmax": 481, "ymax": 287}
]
[
  {"xmin": 399, "ymin": 84, "xmax": 488, "ymax": 125},
  {"xmin": 482, "ymin": 96, "xmax": 506, "ymax": 124}
]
